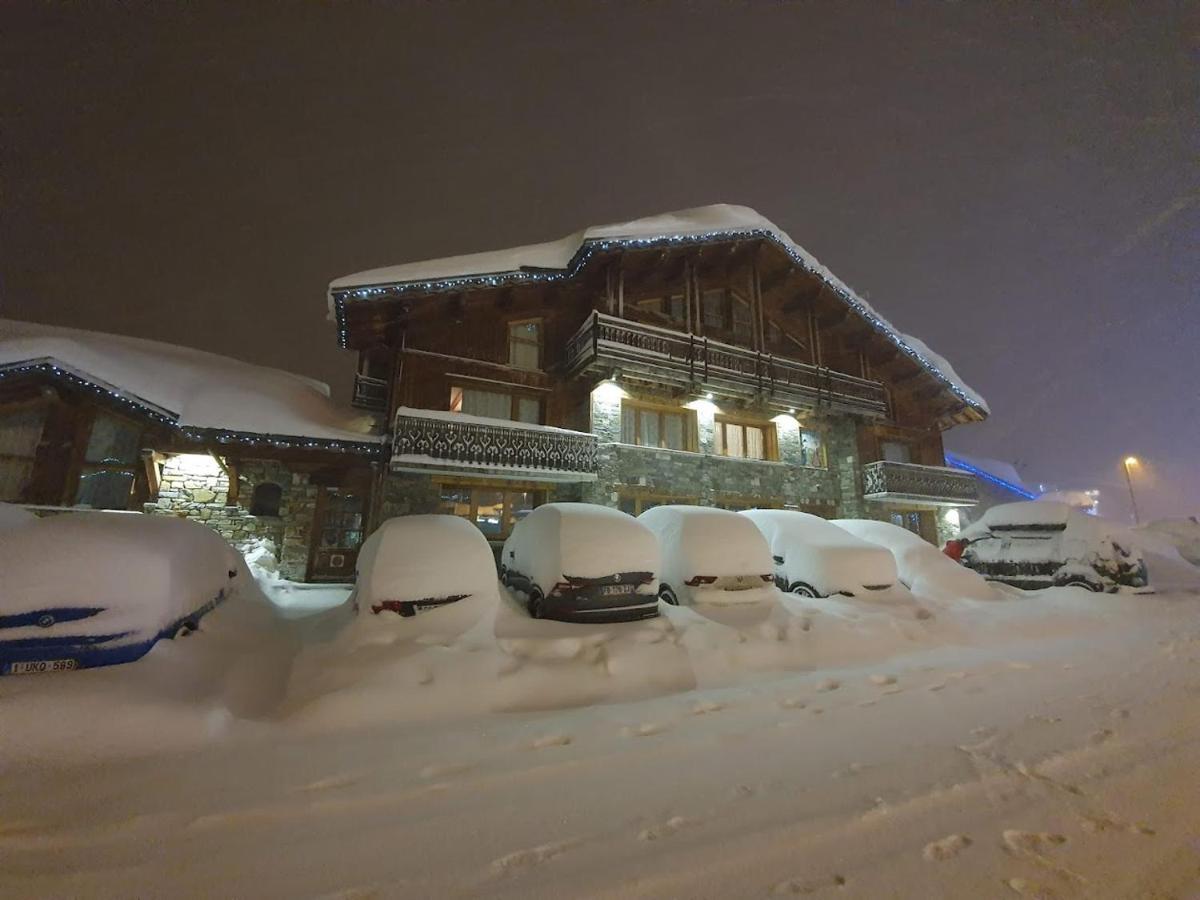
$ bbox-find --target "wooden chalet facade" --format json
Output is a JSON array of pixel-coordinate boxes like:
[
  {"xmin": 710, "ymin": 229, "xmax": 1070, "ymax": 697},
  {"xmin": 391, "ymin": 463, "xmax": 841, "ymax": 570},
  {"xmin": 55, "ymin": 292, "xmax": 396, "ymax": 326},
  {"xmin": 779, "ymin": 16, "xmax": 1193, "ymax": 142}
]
[
  {"xmin": 331, "ymin": 205, "xmax": 986, "ymax": 545},
  {"xmin": 0, "ymin": 322, "xmax": 384, "ymax": 582}
]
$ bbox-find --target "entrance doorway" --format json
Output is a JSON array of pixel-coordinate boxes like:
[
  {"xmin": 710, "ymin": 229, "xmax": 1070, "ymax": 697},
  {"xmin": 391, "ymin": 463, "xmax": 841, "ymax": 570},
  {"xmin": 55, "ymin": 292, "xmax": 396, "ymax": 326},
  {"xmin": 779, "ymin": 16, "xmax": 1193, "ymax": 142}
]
[{"xmin": 309, "ymin": 487, "xmax": 365, "ymax": 581}]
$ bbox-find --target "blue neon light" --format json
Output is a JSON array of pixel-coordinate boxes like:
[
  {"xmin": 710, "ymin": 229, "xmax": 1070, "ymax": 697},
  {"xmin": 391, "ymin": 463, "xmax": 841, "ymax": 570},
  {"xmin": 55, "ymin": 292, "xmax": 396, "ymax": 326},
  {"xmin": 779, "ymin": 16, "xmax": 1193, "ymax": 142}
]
[{"xmin": 945, "ymin": 453, "xmax": 1037, "ymax": 500}]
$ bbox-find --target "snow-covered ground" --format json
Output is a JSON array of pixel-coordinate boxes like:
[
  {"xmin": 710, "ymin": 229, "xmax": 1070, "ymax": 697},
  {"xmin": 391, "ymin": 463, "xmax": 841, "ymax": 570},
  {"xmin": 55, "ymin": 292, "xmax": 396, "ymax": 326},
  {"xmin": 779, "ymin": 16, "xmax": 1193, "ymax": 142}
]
[{"xmin": 3, "ymin": 551, "xmax": 1200, "ymax": 898}]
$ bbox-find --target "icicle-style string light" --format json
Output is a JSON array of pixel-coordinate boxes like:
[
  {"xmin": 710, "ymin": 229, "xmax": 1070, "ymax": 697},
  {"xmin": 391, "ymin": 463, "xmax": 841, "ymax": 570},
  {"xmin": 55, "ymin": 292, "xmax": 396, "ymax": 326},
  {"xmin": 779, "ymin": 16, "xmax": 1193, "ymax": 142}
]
[
  {"xmin": 330, "ymin": 229, "xmax": 987, "ymax": 414},
  {"xmin": 944, "ymin": 453, "xmax": 1037, "ymax": 500},
  {"xmin": 0, "ymin": 360, "xmax": 386, "ymax": 457}
]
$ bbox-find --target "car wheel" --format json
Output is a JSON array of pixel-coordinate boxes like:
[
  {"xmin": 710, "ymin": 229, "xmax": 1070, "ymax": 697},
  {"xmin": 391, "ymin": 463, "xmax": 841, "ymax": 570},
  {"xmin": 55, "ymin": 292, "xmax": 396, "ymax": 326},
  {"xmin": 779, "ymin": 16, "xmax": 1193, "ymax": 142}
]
[
  {"xmin": 658, "ymin": 585, "xmax": 679, "ymax": 606},
  {"xmin": 528, "ymin": 588, "xmax": 545, "ymax": 619},
  {"xmin": 1061, "ymin": 577, "xmax": 1102, "ymax": 593},
  {"xmin": 789, "ymin": 582, "xmax": 820, "ymax": 598}
]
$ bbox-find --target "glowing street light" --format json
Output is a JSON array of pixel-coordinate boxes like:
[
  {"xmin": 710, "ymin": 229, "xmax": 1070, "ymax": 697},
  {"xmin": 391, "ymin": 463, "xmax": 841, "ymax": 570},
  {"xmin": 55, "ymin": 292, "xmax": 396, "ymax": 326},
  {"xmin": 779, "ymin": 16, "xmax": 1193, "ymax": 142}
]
[{"xmin": 1122, "ymin": 456, "xmax": 1141, "ymax": 525}]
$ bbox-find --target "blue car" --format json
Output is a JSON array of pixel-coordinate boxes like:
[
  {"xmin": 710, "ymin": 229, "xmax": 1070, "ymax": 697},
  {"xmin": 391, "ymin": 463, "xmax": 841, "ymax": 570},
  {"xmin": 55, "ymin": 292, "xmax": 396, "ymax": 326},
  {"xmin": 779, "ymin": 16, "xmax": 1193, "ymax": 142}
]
[{"xmin": 1, "ymin": 513, "xmax": 240, "ymax": 675}]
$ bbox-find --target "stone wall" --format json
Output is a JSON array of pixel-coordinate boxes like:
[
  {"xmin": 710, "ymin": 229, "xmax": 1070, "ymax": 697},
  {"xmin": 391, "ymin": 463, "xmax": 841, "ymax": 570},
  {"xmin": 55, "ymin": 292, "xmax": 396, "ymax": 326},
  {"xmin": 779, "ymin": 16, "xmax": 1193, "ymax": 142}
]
[{"xmin": 144, "ymin": 452, "xmax": 318, "ymax": 581}]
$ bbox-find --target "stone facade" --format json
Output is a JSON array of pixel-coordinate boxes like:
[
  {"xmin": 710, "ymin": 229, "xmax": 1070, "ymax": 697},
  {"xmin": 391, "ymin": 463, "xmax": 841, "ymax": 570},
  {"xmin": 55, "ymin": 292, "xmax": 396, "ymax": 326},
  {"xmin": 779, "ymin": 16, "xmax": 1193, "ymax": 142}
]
[{"xmin": 143, "ymin": 452, "xmax": 319, "ymax": 581}]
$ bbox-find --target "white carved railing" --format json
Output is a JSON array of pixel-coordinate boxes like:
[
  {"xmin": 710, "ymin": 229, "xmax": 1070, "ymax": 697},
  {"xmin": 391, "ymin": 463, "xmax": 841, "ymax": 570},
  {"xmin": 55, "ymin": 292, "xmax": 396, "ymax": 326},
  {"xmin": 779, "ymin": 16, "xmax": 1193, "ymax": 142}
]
[{"xmin": 393, "ymin": 411, "xmax": 598, "ymax": 474}]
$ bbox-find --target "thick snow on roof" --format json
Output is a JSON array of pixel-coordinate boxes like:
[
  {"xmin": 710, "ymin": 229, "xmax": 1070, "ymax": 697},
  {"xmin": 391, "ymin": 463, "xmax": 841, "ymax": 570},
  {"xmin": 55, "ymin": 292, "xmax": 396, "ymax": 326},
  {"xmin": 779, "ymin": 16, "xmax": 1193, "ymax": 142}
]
[
  {"xmin": 0, "ymin": 319, "xmax": 378, "ymax": 444},
  {"xmin": 329, "ymin": 204, "xmax": 988, "ymax": 413},
  {"xmin": 946, "ymin": 453, "xmax": 1036, "ymax": 498}
]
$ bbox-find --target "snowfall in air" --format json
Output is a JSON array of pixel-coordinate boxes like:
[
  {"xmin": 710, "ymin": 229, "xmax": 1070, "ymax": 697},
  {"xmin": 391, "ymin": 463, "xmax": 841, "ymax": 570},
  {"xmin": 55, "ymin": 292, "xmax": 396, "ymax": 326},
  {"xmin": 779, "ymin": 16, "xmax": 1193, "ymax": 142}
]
[{"xmin": 2, "ymin": 505, "xmax": 1200, "ymax": 899}]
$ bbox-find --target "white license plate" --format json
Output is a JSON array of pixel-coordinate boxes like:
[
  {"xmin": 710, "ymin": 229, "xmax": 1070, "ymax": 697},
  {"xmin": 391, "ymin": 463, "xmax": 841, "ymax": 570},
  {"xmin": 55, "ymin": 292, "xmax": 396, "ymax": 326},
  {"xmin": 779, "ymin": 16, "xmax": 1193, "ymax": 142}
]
[
  {"xmin": 8, "ymin": 659, "xmax": 78, "ymax": 675},
  {"xmin": 601, "ymin": 584, "xmax": 635, "ymax": 596}
]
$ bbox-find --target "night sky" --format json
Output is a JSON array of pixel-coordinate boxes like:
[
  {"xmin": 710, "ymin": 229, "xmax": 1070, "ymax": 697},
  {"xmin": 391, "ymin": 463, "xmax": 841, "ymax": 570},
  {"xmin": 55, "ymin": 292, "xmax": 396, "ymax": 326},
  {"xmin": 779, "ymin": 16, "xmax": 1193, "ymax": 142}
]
[{"xmin": 4, "ymin": 3, "xmax": 1196, "ymax": 520}]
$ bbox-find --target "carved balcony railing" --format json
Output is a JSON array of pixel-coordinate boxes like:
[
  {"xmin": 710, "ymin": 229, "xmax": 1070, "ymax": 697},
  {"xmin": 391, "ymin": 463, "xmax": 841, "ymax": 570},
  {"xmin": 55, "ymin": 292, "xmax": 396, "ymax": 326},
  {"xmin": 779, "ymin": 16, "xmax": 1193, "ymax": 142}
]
[
  {"xmin": 861, "ymin": 460, "xmax": 979, "ymax": 507},
  {"xmin": 392, "ymin": 408, "xmax": 598, "ymax": 481},
  {"xmin": 351, "ymin": 373, "xmax": 389, "ymax": 413},
  {"xmin": 564, "ymin": 312, "xmax": 887, "ymax": 418}
]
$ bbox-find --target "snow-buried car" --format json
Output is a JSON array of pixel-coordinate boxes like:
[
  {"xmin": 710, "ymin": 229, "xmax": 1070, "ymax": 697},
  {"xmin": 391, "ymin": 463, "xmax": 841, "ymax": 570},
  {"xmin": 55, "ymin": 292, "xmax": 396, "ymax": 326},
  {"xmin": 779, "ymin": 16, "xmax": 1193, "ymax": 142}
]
[
  {"xmin": 0, "ymin": 513, "xmax": 239, "ymax": 675},
  {"xmin": 501, "ymin": 503, "xmax": 660, "ymax": 622},
  {"xmin": 638, "ymin": 505, "xmax": 776, "ymax": 607},
  {"xmin": 351, "ymin": 515, "xmax": 498, "ymax": 633},
  {"xmin": 741, "ymin": 508, "xmax": 898, "ymax": 598},
  {"xmin": 960, "ymin": 500, "xmax": 1149, "ymax": 593}
]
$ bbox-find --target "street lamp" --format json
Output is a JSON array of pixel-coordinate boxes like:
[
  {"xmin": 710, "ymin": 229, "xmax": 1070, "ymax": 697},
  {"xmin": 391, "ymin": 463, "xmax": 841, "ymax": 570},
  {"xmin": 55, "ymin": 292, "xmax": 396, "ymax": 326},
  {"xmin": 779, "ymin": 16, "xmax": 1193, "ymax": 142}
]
[{"xmin": 1122, "ymin": 456, "xmax": 1141, "ymax": 525}]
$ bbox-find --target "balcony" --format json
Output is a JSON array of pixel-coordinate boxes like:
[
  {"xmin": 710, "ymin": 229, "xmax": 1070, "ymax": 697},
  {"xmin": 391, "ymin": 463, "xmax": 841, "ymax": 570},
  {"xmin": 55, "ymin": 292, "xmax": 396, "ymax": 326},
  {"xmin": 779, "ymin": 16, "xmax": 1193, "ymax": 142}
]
[
  {"xmin": 351, "ymin": 373, "xmax": 389, "ymax": 413},
  {"xmin": 861, "ymin": 460, "xmax": 979, "ymax": 508},
  {"xmin": 564, "ymin": 311, "xmax": 887, "ymax": 418},
  {"xmin": 391, "ymin": 407, "xmax": 598, "ymax": 482}
]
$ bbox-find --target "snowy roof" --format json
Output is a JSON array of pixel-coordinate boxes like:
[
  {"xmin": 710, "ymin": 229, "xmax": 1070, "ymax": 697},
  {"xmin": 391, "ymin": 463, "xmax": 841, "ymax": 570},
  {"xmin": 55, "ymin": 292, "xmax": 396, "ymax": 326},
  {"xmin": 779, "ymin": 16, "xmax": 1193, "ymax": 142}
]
[
  {"xmin": 329, "ymin": 204, "xmax": 988, "ymax": 416},
  {"xmin": 0, "ymin": 319, "xmax": 382, "ymax": 451}
]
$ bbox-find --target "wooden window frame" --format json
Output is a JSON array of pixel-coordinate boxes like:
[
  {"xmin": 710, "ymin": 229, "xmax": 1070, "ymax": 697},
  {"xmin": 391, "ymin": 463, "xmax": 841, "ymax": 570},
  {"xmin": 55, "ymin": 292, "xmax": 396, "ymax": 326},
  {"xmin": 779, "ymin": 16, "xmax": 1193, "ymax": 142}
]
[
  {"xmin": 634, "ymin": 295, "xmax": 687, "ymax": 325},
  {"xmin": 437, "ymin": 480, "xmax": 547, "ymax": 540},
  {"xmin": 73, "ymin": 409, "xmax": 145, "ymax": 510},
  {"xmin": 620, "ymin": 398, "xmax": 697, "ymax": 452},
  {"xmin": 0, "ymin": 398, "xmax": 49, "ymax": 503},
  {"xmin": 713, "ymin": 414, "xmax": 778, "ymax": 461},
  {"xmin": 616, "ymin": 489, "xmax": 699, "ymax": 517},
  {"xmin": 507, "ymin": 317, "xmax": 543, "ymax": 371},
  {"xmin": 449, "ymin": 384, "xmax": 543, "ymax": 424}
]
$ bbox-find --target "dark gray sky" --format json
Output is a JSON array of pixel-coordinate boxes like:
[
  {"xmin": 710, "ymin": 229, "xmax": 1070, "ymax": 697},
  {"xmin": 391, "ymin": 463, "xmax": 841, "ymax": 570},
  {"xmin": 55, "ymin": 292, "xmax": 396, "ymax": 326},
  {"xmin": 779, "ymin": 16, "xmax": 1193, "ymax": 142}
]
[{"xmin": 4, "ymin": 2, "xmax": 1197, "ymax": 520}]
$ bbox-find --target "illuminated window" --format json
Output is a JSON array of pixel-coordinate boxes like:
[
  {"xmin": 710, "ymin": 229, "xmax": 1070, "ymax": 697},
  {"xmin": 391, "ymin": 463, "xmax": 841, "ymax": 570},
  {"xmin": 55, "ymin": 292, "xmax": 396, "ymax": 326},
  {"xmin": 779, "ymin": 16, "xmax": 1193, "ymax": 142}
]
[
  {"xmin": 450, "ymin": 386, "xmax": 542, "ymax": 424},
  {"xmin": 0, "ymin": 403, "xmax": 46, "ymax": 502},
  {"xmin": 508, "ymin": 319, "xmax": 542, "ymax": 370},
  {"xmin": 439, "ymin": 483, "xmax": 545, "ymax": 539},
  {"xmin": 619, "ymin": 400, "xmax": 694, "ymax": 451},
  {"xmin": 714, "ymin": 416, "xmax": 776, "ymax": 461},
  {"xmin": 75, "ymin": 412, "xmax": 141, "ymax": 509}
]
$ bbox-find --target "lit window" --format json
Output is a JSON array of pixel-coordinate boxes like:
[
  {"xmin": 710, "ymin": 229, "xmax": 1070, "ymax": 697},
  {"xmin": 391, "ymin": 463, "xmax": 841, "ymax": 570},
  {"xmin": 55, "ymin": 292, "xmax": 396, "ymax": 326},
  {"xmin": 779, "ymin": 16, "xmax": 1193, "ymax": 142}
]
[
  {"xmin": 714, "ymin": 417, "xmax": 774, "ymax": 461},
  {"xmin": 439, "ymin": 484, "xmax": 545, "ymax": 539},
  {"xmin": 620, "ymin": 401, "xmax": 693, "ymax": 451},
  {"xmin": 75, "ymin": 412, "xmax": 141, "ymax": 509},
  {"xmin": 0, "ymin": 404, "xmax": 46, "ymax": 502},
  {"xmin": 508, "ymin": 320, "xmax": 542, "ymax": 370},
  {"xmin": 450, "ymin": 386, "xmax": 542, "ymax": 424}
]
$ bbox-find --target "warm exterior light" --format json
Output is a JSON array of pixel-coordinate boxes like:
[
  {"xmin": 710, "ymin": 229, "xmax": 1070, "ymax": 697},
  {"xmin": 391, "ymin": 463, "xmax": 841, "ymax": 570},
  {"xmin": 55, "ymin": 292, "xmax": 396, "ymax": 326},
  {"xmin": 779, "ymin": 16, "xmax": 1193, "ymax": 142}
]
[
  {"xmin": 704, "ymin": 392, "xmax": 714, "ymax": 400},
  {"xmin": 1124, "ymin": 456, "xmax": 1139, "ymax": 467}
]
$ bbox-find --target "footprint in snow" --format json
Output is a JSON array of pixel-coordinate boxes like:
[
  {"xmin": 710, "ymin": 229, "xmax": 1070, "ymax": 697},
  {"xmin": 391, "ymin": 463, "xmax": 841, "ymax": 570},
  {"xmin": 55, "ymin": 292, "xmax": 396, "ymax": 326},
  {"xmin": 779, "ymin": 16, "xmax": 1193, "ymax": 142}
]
[
  {"xmin": 1007, "ymin": 661, "xmax": 1034, "ymax": 670},
  {"xmin": 922, "ymin": 833, "xmax": 972, "ymax": 861},
  {"xmin": 831, "ymin": 763, "xmax": 864, "ymax": 780},
  {"xmin": 691, "ymin": 700, "xmax": 725, "ymax": 715},
  {"xmin": 869, "ymin": 674, "xmax": 897, "ymax": 686},
  {"xmin": 926, "ymin": 682, "xmax": 947, "ymax": 692},
  {"xmin": 528, "ymin": 734, "xmax": 572, "ymax": 750},
  {"xmin": 419, "ymin": 762, "xmax": 474, "ymax": 780},
  {"xmin": 490, "ymin": 838, "xmax": 581, "ymax": 875},
  {"xmin": 1087, "ymin": 729, "xmax": 1114, "ymax": 745},
  {"xmin": 1006, "ymin": 877, "xmax": 1059, "ymax": 899},
  {"xmin": 622, "ymin": 722, "xmax": 669, "ymax": 738},
  {"xmin": 637, "ymin": 815, "xmax": 693, "ymax": 841},
  {"xmin": 1110, "ymin": 708, "xmax": 1130, "ymax": 720},
  {"xmin": 778, "ymin": 697, "xmax": 807, "ymax": 710},
  {"xmin": 772, "ymin": 874, "xmax": 847, "ymax": 894},
  {"xmin": 816, "ymin": 678, "xmax": 840, "ymax": 692},
  {"xmin": 294, "ymin": 773, "xmax": 360, "ymax": 793}
]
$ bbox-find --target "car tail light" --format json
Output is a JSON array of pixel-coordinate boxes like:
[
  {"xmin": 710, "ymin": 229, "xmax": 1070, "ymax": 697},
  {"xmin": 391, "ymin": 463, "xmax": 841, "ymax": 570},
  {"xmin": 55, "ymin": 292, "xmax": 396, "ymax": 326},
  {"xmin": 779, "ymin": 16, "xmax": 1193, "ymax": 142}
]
[{"xmin": 684, "ymin": 575, "xmax": 717, "ymax": 586}]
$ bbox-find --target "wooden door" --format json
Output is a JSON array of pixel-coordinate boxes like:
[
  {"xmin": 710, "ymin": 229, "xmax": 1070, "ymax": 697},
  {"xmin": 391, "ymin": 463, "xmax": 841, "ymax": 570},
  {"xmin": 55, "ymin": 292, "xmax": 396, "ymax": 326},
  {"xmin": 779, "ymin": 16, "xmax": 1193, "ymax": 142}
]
[{"xmin": 309, "ymin": 487, "xmax": 366, "ymax": 581}]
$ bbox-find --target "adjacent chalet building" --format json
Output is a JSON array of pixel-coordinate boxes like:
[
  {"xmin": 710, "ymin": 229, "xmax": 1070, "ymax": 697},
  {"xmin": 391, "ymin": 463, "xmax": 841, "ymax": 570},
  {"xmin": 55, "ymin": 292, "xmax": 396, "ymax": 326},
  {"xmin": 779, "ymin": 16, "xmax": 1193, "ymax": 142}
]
[
  {"xmin": 330, "ymin": 204, "xmax": 986, "ymax": 546},
  {"xmin": 0, "ymin": 319, "xmax": 384, "ymax": 581}
]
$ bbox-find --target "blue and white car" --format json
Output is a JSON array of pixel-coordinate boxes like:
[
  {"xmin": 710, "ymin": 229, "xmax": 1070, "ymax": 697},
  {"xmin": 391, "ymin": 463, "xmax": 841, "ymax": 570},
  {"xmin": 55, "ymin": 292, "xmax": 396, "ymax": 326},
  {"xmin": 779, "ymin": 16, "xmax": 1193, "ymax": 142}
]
[{"xmin": 0, "ymin": 513, "xmax": 240, "ymax": 675}]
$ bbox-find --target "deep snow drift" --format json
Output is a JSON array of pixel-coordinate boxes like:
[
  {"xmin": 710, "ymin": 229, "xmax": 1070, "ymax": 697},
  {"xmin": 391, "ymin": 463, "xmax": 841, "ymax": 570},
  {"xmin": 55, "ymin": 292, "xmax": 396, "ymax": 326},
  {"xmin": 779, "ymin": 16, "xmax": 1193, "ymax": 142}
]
[{"xmin": 2, "ymin": 518, "xmax": 1200, "ymax": 899}]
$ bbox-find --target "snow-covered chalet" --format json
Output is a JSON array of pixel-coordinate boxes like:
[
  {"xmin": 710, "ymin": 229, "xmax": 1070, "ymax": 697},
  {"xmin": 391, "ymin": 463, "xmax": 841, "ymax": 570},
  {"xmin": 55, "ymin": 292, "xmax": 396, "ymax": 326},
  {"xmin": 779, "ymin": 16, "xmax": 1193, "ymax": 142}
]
[{"xmin": 333, "ymin": 204, "xmax": 987, "ymax": 546}]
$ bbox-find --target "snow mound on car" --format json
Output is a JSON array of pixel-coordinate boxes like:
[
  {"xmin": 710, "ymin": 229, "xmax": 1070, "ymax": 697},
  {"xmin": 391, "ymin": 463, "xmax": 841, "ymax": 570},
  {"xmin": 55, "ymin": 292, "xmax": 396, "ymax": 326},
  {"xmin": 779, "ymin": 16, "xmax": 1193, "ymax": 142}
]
[
  {"xmin": 0, "ymin": 513, "xmax": 240, "ymax": 641},
  {"xmin": 833, "ymin": 519, "xmax": 1002, "ymax": 603}
]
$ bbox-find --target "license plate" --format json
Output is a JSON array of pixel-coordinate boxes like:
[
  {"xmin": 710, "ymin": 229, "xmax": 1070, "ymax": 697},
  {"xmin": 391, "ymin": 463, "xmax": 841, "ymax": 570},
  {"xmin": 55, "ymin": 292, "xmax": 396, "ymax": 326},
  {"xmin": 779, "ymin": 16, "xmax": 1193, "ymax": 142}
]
[
  {"xmin": 7, "ymin": 659, "xmax": 78, "ymax": 675},
  {"xmin": 601, "ymin": 584, "xmax": 635, "ymax": 596}
]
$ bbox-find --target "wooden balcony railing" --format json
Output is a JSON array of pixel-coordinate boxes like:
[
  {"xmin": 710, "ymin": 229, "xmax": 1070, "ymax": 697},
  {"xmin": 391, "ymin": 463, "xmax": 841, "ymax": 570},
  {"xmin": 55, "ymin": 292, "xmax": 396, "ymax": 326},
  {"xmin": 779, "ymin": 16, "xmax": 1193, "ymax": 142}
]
[
  {"xmin": 564, "ymin": 312, "xmax": 887, "ymax": 417},
  {"xmin": 861, "ymin": 460, "xmax": 979, "ymax": 506},
  {"xmin": 392, "ymin": 408, "xmax": 598, "ymax": 478},
  {"xmin": 351, "ymin": 373, "xmax": 389, "ymax": 412}
]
